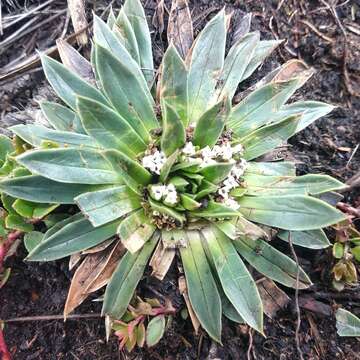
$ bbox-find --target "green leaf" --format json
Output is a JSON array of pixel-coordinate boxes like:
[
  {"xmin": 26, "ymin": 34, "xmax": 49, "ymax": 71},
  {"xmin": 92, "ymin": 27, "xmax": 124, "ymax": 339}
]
[
  {"xmin": 238, "ymin": 195, "xmax": 346, "ymax": 230},
  {"xmin": 194, "ymin": 179, "xmax": 218, "ymax": 200},
  {"xmin": 5, "ymin": 214, "xmax": 33, "ymax": 232},
  {"xmin": 242, "ymin": 174, "xmax": 345, "ymax": 196},
  {"xmin": 10, "ymin": 124, "xmax": 99, "ymax": 149},
  {"xmin": 123, "ymin": 0, "xmax": 154, "ymax": 86},
  {"xmin": 191, "ymin": 200, "xmax": 239, "ymax": 219},
  {"xmin": 277, "ymin": 229, "xmax": 331, "ymax": 249},
  {"xmin": 27, "ymin": 217, "xmax": 120, "ymax": 261},
  {"xmin": 107, "ymin": 6, "xmax": 116, "ymax": 28},
  {"xmin": 160, "ymin": 101, "xmax": 186, "ymax": 156},
  {"xmin": 105, "ymin": 149, "xmax": 151, "ymax": 186},
  {"xmin": 161, "ymin": 45, "xmax": 188, "ymax": 125},
  {"xmin": 40, "ymin": 101, "xmax": 85, "ymax": 134},
  {"xmin": 336, "ymin": 308, "xmax": 360, "ymax": 337},
  {"xmin": 160, "ymin": 150, "xmax": 179, "ymax": 183},
  {"xmin": 114, "ymin": 9, "xmax": 140, "ymax": 64},
  {"xmin": 333, "ymin": 243, "xmax": 344, "ymax": 259},
  {"xmin": 40, "ymin": 55, "xmax": 108, "ymax": 110},
  {"xmin": 0, "ymin": 135, "xmax": 14, "ymax": 163},
  {"xmin": 187, "ymin": 10, "xmax": 226, "ymax": 122},
  {"xmin": 0, "ymin": 175, "xmax": 104, "ymax": 204},
  {"xmin": 217, "ymin": 32, "xmax": 259, "ymax": 100},
  {"xmin": 75, "ymin": 186, "xmax": 141, "ymax": 227},
  {"xmin": 179, "ymin": 230, "xmax": 222, "ymax": 342},
  {"xmin": 245, "ymin": 161, "xmax": 296, "ymax": 176},
  {"xmin": 228, "ymin": 79, "xmax": 301, "ymax": 136},
  {"xmin": 234, "ymin": 237, "xmax": 312, "ymax": 289},
  {"xmin": 351, "ymin": 246, "xmax": 360, "ymax": 262},
  {"xmin": 202, "ymin": 227, "xmax": 263, "ymax": 333},
  {"xmin": 198, "ymin": 162, "xmax": 233, "ymax": 184},
  {"xmin": 102, "ymin": 233, "xmax": 158, "ymax": 318},
  {"xmin": 16, "ymin": 148, "xmax": 123, "ymax": 184},
  {"xmin": 146, "ymin": 315, "xmax": 166, "ymax": 347},
  {"xmin": 118, "ymin": 209, "xmax": 156, "ymax": 253},
  {"xmin": 24, "ymin": 231, "xmax": 44, "ymax": 253},
  {"xmin": 240, "ymin": 40, "xmax": 283, "ymax": 82},
  {"xmin": 193, "ymin": 98, "xmax": 230, "ymax": 148},
  {"xmin": 12, "ymin": 199, "xmax": 57, "ymax": 219},
  {"xmin": 148, "ymin": 198, "xmax": 186, "ymax": 225},
  {"xmin": 1, "ymin": 193, "xmax": 16, "ymax": 214},
  {"xmin": 43, "ymin": 213, "xmax": 83, "ymax": 241},
  {"xmin": 180, "ymin": 194, "xmax": 201, "ymax": 211},
  {"xmin": 271, "ymin": 101, "xmax": 335, "ymax": 133},
  {"xmin": 77, "ymin": 96, "xmax": 147, "ymax": 157},
  {"xmin": 240, "ymin": 115, "xmax": 300, "ymax": 161},
  {"xmin": 95, "ymin": 45, "xmax": 157, "ymax": 141}
]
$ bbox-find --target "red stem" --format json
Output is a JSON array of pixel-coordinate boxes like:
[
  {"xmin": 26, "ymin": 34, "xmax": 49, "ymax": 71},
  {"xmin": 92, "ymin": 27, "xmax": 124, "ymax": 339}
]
[{"xmin": 0, "ymin": 327, "xmax": 11, "ymax": 360}]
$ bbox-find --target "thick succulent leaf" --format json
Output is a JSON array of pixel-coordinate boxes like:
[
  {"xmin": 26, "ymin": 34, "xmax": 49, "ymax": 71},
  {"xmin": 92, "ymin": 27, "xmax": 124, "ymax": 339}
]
[
  {"xmin": 278, "ymin": 229, "xmax": 330, "ymax": 249},
  {"xmin": 238, "ymin": 195, "xmax": 346, "ymax": 230},
  {"xmin": 40, "ymin": 101, "xmax": 85, "ymax": 134},
  {"xmin": 16, "ymin": 148, "xmax": 123, "ymax": 185},
  {"xmin": 114, "ymin": 10, "xmax": 140, "ymax": 64},
  {"xmin": 107, "ymin": 6, "xmax": 116, "ymax": 28},
  {"xmin": 10, "ymin": 124, "xmax": 99, "ymax": 149},
  {"xmin": 179, "ymin": 230, "xmax": 222, "ymax": 342},
  {"xmin": 146, "ymin": 315, "xmax": 166, "ymax": 347},
  {"xmin": 228, "ymin": 79, "xmax": 302, "ymax": 136},
  {"xmin": 194, "ymin": 179, "xmax": 218, "ymax": 200},
  {"xmin": 336, "ymin": 308, "xmax": 360, "ymax": 337},
  {"xmin": 234, "ymin": 237, "xmax": 312, "ymax": 289},
  {"xmin": 161, "ymin": 102, "xmax": 186, "ymax": 156},
  {"xmin": 202, "ymin": 227, "xmax": 263, "ymax": 333},
  {"xmin": 102, "ymin": 233, "xmax": 158, "ymax": 319},
  {"xmin": 187, "ymin": 10, "xmax": 226, "ymax": 122},
  {"xmin": 271, "ymin": 100, "xmax": 335, "ymax": 133},
  {"xmin": 0, "ymin": 175, "xmax": 105, "ymax": 204},
  {"xmin": 56, "ymin": 39, "xmax": 94, "ymax": 83},
  {"xmin": 75, "ymin": 186, "xmax": 141, "ymax": 227},
  {"xmin": 167, "ymin": 0, "xmax": 193, "ymax": 58},
  {"xmin": 180, "ymin": 194, "xmax": 201, "ymax": 210},
  {"xmin": 5, "ymin": 214, "xmax": 34, "ymax": 232},
  {"xmin": 216, "ymin": 32, "xmax": 259, "ymax": 100},
  {"xmin": 93, "ymin": 15, "xmax": 148, "ymax": 92},
  {"xmin": 191, "ymin": 200, "xmax": 239, "ymax": 219},
  {"xmin": 27, "ymin": 217, "xmax": 120, "ymax": 261},
  {"xmin": 198, "ymin": 162, "xmax": 233, "ymax": 184},
  {"xmin": 12, "ymin": 199, "xmax": 57, "ymax": 219},
  {"xmin": 240, "ymin": 40, "xmax": 283, "ymax": 82},
  {"xmin": 105, "ymin": 149, "xmax": 151, "ymax": 187},
  {"xmin": 193, "ymin": 98, "xmax": 230, "ymax": 148},
  {"xmin": 77, "ymin": 96, "xmax": 147, "ymax": 157},
  {"xmin": 118, "ymin": 209, "xmax": 156, "ymax": 253},
  {"xmin": 43, "ymin": 213, "xmax": 84, "ymax": 241},
  {"xmin": 240, "ymin": 115, "xmax": 300, "ymax": 161},
  {"xmin": 245, "ymin": 161, "xmax": 296, "ymax": 176},
  {"xmin": 160, "ymin": 150, "xmax": 179, "ymax": 182},
  {"xmin": 242, "ymin": 174, "xmax": 345, "ymax": 196},
  {"xmin": 24, "ymin": 231, "xmax": 44, "ymax": 253},
  {"xmin": 40, "ymin": 55, "xmax": 108, "ymax": 110},
  {"xmin": 148, "ymin": 198, "xmax": 186, "ymax": 225},
  {"xmin": 123, "ymin": 0, "xmax": 154, "ymax": 85},
  {"xmin": 0, "ymin": 135, "xmax": 13, "ymax": 159},
  {"xmin": 160, "ymin": 45, "xmax": 188, "ymax": 125},
  {"xmin": 95, "ymin": 45, "xmax": 157, "ymax": 141}
]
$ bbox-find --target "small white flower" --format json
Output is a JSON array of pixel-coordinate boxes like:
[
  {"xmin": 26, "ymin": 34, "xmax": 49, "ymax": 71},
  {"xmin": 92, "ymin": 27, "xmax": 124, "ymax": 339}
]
[
  {"xmin": 201, "ymin": 146, "xmax": 213, "ymax": 159},
  {"xmin": 232, "ymin": 143, "xmax": 244, "ymax": 155},
  {"xmin": 224, "ymin": 198, "xmax": 240, "ymax": 210},
  {"xmin": 164, "ymin": 191, "xmax": 178, "ymax": 205},
  {"xmin": 142, "ymin": 150, "xmax": 167, "ymax": 175},
  {"xmin": 167, "ymin": 183, "xmax": 176, "ymax": 193},
  {"xmin": 218, "ymin": 186, "xmax": 230, "ymax": 199},
  {"xmin": 150, "ymin": 184, "xmax": 167, "ymax": 201},
  {"xmin": 183, "ymin": 142, "xmax": 196, "ymax": 156},
  {"xmin": 223, "ymin": 175, "xmax": 238, "ymax": 190},
  {"xmin": 221, "ymin": 143, "xmax": 233, "ymax": 160}
]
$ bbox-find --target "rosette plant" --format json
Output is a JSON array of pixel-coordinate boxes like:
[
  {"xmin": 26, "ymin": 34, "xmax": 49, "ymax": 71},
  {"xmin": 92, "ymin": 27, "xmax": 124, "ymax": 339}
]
[{"xmin": 0, "ymin": 0, "xmax": 347, "ymax": 342}]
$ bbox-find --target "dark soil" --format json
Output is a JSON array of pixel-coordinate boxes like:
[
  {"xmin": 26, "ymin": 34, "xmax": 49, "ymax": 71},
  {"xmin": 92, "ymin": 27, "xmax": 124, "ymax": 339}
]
[{"xmin": 1, "ymin": 0, "xmax": 360, "ymax": 359}]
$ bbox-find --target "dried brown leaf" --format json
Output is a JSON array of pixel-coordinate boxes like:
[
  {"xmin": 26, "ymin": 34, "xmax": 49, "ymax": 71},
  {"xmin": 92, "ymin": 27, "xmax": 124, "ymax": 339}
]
[
  {"xmin": 64, "ymin": 241, "xmax": 125, "ymax": 318},
  {"xmin": 257, "ymin": 278, "xmax": 290, "ymax": 318},
  {"xmin": 179, "ymin": 276, "xmax": 200, "ymax": 334},
  {"xmin": 167, "ymin": 0, "xmax": 194, "ymax": 59},
  {"xmin": 152, "ymin": 0, "xmax": 165, "ymax": 35},
  {"xmin": 69, "ymin": 252, "xmax": 82, "ymax": 271},
  {"xmin": 67, "ymin": 0, "xmax": 88, "ymax": 46},
  {"xmin": 149, "ymin": 240, "xmax": 176, "ymax": 280},
  {"xmin": 81, "ymin": 238, "xmax": 115, "ymax": 254}
]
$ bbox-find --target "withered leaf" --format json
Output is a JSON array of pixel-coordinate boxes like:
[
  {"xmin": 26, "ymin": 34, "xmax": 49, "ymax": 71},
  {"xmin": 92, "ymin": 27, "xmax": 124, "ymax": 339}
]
[
  {"xmin": 149, "ymin": 240, "xmax": 176, "ymax": 280},
  {"xmin": 167, "ymin": 0, "xmax": 194, "ymax": 59}
]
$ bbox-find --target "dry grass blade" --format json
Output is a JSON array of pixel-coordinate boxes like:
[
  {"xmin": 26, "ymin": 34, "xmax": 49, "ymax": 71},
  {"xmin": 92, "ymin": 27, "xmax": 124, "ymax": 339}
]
[
  {"xmin": 167, "ymin": 0, "xmax": 193, "ymax": 59},
  {"xmin": 64, "ymin": 241, "xmax": 125, "ymax": 318},
  {"xmin": 256, "ymin": 278, "xmax": 290, "ymax": 318},
  {"xmin": 68, "ymin": 0, "xmax": 88, "ymax": 46},
  {"xmin": 56, "ymin": 39, "xmax": 95, "ymax": 83},
  {"xmin": 149, "ymin": 240, "xmax": 176, "ymax": 280},
  {"xmin": 179, "ymin": 276, "xmax": 200, "ymax": 334}
]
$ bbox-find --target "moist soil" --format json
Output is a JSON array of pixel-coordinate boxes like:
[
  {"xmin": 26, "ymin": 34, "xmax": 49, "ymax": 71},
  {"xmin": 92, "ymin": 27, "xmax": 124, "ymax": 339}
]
[{"xmin": 1, "ymin": 0, "xmax": 360, "ymax": 359}]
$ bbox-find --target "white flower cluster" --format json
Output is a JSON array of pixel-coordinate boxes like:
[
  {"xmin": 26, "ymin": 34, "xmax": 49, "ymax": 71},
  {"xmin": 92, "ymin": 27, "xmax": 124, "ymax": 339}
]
[
  {"xmin": 142, "ymin": 150, "xmax": 167, "ymax": 175},
  {"xmin": 150, "ymin": 183, "xmax": 178, "ymax": 205}
]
